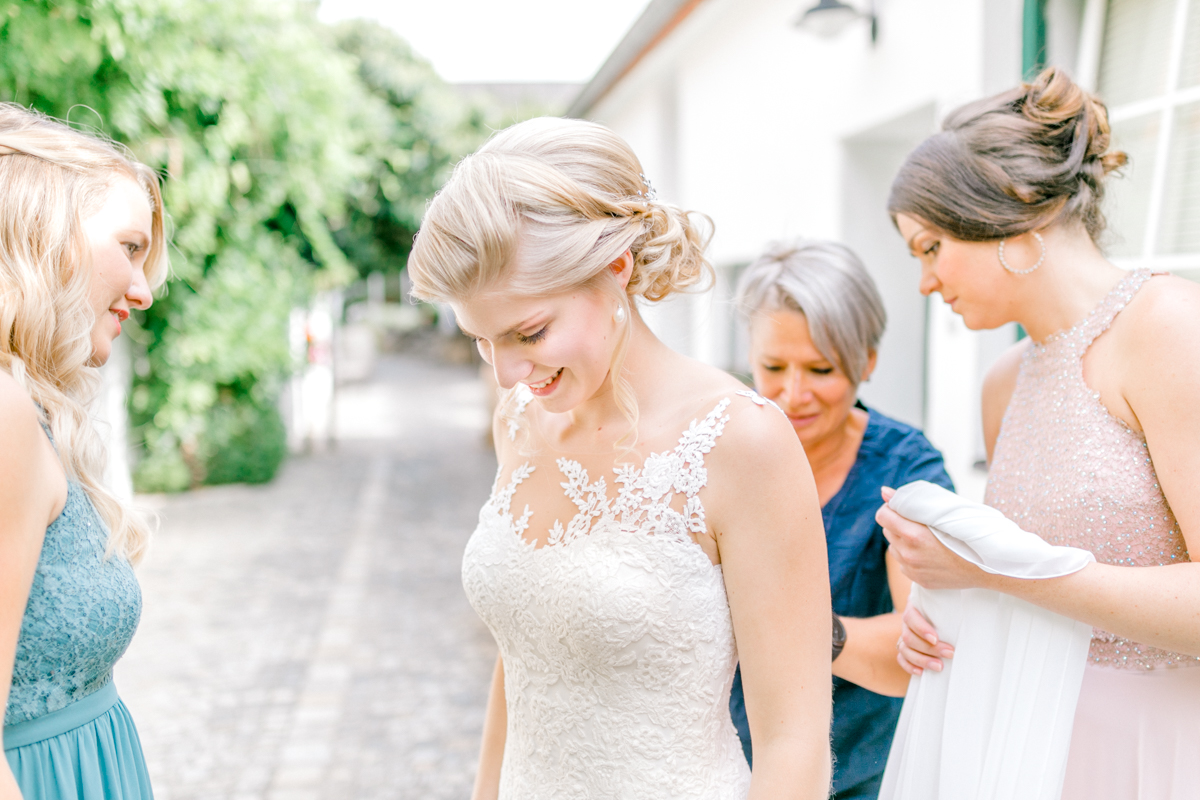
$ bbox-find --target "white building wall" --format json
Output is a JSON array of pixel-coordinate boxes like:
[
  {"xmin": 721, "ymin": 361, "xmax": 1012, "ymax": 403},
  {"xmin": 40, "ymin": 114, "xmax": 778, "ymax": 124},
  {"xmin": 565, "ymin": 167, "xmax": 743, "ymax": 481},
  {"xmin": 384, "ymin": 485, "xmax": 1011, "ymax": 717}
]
[
  {"xmin": 842, "ymin": 114, "xmax": 935, "ymax": 430},
  {"xmin": 586, "ymin": 0, "xmax": 1029, "ymax": 498}
]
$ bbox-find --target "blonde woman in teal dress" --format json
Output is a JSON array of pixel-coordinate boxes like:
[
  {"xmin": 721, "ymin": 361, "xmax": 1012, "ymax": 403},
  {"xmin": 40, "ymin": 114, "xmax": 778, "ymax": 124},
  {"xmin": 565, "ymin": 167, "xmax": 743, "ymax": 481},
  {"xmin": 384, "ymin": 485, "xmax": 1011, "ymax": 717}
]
[{"xmin": 0, "ymin": 104, "xmax": 167, "ymax": 799}]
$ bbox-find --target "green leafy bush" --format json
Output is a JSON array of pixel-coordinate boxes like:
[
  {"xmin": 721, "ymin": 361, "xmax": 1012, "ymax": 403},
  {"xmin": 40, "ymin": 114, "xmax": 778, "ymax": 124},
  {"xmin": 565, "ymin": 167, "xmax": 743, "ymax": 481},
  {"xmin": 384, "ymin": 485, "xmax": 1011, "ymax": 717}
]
[
  {"xmin": 0, "ymin": 1, "xmax": 488, "ymax": 489},
  {"xmin": 202, "ymin": 400, "xmax": 288, "ymax": 486}
]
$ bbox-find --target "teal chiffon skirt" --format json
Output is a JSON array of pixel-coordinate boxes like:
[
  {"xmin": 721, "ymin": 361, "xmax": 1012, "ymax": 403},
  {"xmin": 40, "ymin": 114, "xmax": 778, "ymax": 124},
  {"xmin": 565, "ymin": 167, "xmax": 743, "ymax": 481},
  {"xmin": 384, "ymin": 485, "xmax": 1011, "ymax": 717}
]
[{"xmin": 4, "ymin": 682, "xmax": 153, "ymax": 800}]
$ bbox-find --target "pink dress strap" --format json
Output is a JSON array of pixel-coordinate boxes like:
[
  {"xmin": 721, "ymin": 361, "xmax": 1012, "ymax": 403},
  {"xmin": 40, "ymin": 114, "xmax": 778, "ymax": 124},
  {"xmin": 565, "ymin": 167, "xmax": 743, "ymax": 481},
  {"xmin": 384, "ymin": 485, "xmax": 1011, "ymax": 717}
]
[{"xmin": 1066, "ymin": 269, "xmax": 1155, "ymax": 349}]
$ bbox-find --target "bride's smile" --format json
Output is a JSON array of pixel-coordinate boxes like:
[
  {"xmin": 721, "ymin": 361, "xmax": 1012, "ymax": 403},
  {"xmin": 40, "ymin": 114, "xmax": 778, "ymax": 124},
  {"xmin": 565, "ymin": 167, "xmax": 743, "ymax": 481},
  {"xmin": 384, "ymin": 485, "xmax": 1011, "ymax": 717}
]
[{"xmin": 453, "ymin": 255, "xmax": 635, "ymax": 422}]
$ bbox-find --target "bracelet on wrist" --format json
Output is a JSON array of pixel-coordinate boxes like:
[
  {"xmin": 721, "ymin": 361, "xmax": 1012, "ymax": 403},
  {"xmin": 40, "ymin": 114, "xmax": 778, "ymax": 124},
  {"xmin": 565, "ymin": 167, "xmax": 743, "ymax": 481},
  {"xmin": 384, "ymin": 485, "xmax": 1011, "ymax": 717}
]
[{"xmin": 832, "ymin": 611, "xmax": 847, "ymax": 662}]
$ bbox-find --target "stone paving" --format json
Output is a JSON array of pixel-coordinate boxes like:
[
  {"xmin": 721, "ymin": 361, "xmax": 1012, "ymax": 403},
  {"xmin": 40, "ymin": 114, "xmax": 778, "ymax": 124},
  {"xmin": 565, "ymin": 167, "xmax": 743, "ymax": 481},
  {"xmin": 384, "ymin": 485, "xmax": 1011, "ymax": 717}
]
[{"xmin": 117, "ymin": 353, "xmax": 499, "ymax": 800}]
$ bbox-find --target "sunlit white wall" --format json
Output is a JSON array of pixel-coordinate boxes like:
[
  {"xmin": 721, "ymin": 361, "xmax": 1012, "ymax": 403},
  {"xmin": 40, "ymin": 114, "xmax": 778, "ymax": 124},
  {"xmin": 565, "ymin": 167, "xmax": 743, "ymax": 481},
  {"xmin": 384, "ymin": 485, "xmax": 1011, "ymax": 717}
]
[{"xmin": 587, "ymin": 0, "xmax": 1030, "ymax": 499}]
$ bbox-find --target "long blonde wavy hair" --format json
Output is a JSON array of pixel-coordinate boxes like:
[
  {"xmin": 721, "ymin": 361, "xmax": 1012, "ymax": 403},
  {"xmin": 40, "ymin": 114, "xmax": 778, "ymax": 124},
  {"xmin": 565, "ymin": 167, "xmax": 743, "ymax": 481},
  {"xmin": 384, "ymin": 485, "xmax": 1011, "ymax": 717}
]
[
  {"xmin": 408, "ymin": 117, "xmax": 712, "ymax": 448},
  {"xmin": 0, "ymin": 104, "xmax": 168, "ymax": 564}
]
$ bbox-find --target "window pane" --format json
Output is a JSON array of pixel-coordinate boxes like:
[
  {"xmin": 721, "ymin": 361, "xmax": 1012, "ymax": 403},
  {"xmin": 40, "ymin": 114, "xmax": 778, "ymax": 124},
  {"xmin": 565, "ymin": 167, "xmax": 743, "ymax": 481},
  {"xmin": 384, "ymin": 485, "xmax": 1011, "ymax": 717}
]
[
  {"xmin": 1158, "ymin": 102, "xmax": 1200, "ymax": 254},
  {"xmin": 1180, "ymin": 0, "xmax": 1200, "ymax": 88},
  {"xmin": 1104, "ymin": 113, "xmax": 1161, "ymax": 257},
  {"xmin": 1098, "ymin": 0, "xmax": 1175, "ymax": 106}
]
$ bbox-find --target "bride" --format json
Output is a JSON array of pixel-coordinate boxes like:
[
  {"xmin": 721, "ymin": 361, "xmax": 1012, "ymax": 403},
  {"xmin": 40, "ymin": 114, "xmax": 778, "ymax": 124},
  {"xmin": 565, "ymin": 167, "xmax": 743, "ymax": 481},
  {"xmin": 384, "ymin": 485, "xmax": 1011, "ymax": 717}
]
[{"xmin": 407, "ymin": 117, "xmax": 832, "ymax": 800}]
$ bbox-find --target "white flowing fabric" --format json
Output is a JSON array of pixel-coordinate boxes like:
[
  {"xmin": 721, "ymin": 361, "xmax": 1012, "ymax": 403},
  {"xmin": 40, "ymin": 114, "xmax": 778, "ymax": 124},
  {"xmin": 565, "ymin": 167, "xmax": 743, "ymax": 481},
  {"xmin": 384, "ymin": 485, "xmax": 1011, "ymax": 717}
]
[{"xmin": 879, "ymin": 480, "xmax": 1095, "ymax": 800}]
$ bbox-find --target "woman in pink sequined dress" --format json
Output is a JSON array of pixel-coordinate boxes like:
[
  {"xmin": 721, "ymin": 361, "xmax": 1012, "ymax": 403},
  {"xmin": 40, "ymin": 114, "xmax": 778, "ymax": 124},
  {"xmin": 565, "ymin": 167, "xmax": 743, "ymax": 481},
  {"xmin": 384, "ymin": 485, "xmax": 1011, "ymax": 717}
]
[{"xmin": 876, "ymin": 67, "xmax": 1200, "ymax": 799}]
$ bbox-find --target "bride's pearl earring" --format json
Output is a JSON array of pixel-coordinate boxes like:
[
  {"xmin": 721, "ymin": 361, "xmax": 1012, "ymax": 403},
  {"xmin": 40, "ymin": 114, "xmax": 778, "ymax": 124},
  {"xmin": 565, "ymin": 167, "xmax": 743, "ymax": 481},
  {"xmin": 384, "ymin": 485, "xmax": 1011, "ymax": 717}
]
[{"xmin": 614, "ymin": 303, "xmax": 626, "ymax": 323}]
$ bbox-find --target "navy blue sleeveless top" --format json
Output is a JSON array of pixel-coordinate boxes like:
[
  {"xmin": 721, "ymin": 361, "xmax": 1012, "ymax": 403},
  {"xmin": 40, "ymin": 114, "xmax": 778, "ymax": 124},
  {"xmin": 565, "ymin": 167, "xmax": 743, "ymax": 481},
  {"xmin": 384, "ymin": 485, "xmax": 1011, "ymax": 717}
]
[{"xmin": 728, "ymin": 405, "xmax": 953, "ymax": 799}]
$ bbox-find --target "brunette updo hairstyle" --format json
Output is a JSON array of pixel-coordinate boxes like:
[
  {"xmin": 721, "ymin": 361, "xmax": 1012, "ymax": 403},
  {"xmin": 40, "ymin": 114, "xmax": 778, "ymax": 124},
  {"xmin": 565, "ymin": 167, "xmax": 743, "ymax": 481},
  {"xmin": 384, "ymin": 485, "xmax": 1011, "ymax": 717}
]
[
  {"xmin": 408, "ymin": 117, "xmax": 713, "ymax": 446},
  {"xmin": 888, "ymin": 67, "xmax": 1127, "ymax": 242}
]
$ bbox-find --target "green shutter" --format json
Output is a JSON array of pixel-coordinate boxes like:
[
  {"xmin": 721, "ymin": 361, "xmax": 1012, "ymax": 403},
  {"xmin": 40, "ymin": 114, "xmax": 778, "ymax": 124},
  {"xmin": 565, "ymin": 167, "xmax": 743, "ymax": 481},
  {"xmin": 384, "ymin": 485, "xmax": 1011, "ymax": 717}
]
[{"xmin": 1022, "ymin": 0, "xmax": 1048, "ymax": 80}]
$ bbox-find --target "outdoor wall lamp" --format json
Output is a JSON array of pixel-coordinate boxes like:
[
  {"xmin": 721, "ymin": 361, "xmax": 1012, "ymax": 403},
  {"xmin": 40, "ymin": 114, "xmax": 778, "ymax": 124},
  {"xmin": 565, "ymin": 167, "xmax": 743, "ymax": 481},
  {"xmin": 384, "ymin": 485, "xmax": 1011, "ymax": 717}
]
[{"xmin": 795, "ymin": 0, "xmax": 878, "ymax": 44}]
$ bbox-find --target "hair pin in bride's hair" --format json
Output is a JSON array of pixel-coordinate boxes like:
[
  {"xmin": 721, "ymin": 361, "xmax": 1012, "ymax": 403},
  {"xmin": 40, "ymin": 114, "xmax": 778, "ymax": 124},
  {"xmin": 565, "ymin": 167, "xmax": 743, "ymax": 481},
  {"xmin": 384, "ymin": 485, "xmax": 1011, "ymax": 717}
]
[{"xmin": 637, "ymin": 173, "xmax": 658, "ymax": 203}]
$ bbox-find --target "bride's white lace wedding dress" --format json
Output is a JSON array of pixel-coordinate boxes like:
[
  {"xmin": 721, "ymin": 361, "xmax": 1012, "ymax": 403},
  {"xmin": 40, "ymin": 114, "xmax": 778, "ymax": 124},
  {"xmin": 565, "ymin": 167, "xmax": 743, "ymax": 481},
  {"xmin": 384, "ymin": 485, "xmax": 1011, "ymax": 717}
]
[{"xmin": 462, "ymin": 392, "xmax": 760, "ymax": 799}]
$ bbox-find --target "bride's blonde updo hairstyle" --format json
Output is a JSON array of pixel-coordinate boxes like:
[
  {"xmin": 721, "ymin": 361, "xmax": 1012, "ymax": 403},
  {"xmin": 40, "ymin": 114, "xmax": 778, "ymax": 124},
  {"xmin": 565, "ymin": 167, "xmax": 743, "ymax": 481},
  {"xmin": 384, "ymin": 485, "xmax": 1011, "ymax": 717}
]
[
  {"xmin": 0, "ymin": 103, "xmax": 168, "ymax": 564},
  {"xmin": 888, "ymin": 67, "xmax": 1127, "ymax": 243},
  {"xmin": 408, "ymin": 116, "xmax": 713, "ymax": 444}
]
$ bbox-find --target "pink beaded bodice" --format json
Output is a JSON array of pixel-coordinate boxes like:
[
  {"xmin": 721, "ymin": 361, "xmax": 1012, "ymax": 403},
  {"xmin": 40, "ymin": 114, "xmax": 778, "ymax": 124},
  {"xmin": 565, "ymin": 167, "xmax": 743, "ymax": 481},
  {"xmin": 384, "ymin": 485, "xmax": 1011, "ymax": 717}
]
[{"xmin": 986, "ymin": 270, "xmax": 1197, "ymax": 670}]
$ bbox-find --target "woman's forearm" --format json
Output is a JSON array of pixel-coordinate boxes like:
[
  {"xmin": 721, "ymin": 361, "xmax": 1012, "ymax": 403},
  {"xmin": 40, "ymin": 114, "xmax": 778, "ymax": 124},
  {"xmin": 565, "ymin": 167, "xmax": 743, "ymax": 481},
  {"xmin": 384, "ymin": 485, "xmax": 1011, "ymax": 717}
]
[
  {"xmin": 832, "ymin": 614, "xmax": 910, "ymax": 697},
  {"xmin": 748, "ymin": 734, "xmax": 833, "ymax": 800},
  {"xmin": 988, "ymin": 561, "xmax": 1200, "ymax": 656},
  {"xmin": 0, "ymin": 763, "xmax": 23, "ymax": 800},
  {"xmin": 880, "ymin": 500, "xmax": 1200, "ymax": 656},
  {"xmin": 471, "ymin": 655, "xmax": 507, "ymax": 800}
]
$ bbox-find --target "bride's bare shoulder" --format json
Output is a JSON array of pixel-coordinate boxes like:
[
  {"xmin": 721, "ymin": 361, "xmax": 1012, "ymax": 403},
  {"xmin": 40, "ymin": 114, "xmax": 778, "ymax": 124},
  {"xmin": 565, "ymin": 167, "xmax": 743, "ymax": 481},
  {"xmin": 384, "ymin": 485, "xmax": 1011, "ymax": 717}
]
[
  {"xmin": 666, "ymin": 353, "xmax": 754, "ymax": 404},
  {"xmin": 664, "ymin": 362, "xmax": 805, "ymax": 471},
  {"xmin": 716, "ymin": 390, "xmax": 806, "ymax": 467},
  {"xmin": 691, "ymin": 379, "xmax": 816, "ymax": 534}
]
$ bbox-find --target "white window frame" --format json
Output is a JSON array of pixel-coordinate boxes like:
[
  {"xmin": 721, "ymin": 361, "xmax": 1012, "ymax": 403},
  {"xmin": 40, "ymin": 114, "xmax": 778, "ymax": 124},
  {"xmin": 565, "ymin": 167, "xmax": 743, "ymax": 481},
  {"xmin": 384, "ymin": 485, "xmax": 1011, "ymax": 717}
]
[{"xmin": 1078, "ymin": 0, "xmax": 1200, "ymax": 274}]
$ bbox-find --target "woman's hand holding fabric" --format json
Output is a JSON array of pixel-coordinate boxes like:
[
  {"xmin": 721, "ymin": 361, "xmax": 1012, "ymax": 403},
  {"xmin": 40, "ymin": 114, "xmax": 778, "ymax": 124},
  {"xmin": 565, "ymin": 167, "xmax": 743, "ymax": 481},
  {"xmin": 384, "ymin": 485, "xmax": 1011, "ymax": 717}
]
[
  {"xmin": 896, "ymin": 604, "xmax": 954, "ymax": 676},
  {"xmin": 877, "ymin": 482, "xmax": 1099, "ymax": 800},
  {"xmin": 877, "ymin": 486, "xmax": 960, "ymax": 676},
  {"xmin": 875, "ymin": 489, "xmax": 991, "ymax": 591}
]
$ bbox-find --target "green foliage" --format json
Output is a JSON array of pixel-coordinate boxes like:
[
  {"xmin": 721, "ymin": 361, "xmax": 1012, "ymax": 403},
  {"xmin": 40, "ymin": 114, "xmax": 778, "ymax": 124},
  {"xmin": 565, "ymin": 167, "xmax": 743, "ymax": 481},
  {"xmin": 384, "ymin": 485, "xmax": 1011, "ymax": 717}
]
[
  {"xmin": 330, "ymin": 20, "xmax": 489, "ymax": 278},
  {"xmin": 0, "ymin": 0, "xmax": 487, "ymax": 489},
  {"xmin": 202, "ymin": 399, "xmax": 289, "ymax": 485}
]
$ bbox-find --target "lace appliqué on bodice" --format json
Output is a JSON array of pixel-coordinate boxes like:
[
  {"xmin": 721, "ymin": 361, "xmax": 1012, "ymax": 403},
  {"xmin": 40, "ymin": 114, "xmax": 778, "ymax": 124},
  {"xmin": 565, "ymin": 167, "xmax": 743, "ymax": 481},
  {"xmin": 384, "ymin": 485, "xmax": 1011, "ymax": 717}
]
[
  {"xmin": 986, "ymin": 269, "xmax": 1197, "ymax": 670},
  {"xmin": 5, "ymin": 479, "xmax": 143, "ymax": 725},
  {"xmin": 464, "ymin": 397, "xmax": 752, "ymax": 799}
]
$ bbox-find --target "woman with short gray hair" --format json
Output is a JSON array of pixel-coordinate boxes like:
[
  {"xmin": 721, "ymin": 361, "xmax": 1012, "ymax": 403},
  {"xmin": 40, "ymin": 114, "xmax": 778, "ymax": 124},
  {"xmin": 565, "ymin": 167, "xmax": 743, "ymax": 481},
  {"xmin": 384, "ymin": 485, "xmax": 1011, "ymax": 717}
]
[{"xmin": 727, "ymin": 238, "xmax": 953, "ymax": 800}]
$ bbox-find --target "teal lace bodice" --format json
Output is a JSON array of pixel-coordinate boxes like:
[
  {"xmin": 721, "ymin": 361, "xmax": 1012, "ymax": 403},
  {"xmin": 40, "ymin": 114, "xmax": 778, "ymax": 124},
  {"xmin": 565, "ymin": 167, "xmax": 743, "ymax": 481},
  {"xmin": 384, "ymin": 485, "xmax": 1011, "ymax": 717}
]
[{"xmin": 4, "ymin": 476, "xmax": 142, "ymax": 727}]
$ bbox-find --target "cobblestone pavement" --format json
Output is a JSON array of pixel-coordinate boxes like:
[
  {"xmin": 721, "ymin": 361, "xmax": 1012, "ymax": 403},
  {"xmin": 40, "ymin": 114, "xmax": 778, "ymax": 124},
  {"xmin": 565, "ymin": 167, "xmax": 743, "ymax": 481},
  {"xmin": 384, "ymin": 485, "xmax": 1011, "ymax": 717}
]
[{"xmin": 118, "ymin": 354, "xmax": 498, "ymax": 800}]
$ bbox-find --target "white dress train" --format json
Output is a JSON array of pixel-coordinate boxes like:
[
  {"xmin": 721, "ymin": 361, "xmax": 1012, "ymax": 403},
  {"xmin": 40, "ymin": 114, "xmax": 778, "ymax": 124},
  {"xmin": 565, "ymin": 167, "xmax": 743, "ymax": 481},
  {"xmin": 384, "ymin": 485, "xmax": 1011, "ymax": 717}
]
[{"xmin": 879, "ymin": 481, "xmax": 1094, "ymax": 800}]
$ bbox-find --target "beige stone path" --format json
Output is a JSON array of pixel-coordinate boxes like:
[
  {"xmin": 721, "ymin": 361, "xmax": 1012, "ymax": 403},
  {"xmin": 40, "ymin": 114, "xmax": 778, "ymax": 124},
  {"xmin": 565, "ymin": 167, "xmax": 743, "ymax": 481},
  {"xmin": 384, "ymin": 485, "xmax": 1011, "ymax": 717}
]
[{"xmin": 118, "ymin": 353, "xmax": 498, "ymax": 800}]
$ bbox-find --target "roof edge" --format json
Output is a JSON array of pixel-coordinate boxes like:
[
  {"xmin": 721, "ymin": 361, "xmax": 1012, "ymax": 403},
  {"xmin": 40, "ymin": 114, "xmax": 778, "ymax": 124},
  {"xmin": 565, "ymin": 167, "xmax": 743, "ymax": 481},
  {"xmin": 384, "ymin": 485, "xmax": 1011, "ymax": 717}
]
[{"xmin": 566, "ymin": 0, "xmax": 707, "ymax": 119}]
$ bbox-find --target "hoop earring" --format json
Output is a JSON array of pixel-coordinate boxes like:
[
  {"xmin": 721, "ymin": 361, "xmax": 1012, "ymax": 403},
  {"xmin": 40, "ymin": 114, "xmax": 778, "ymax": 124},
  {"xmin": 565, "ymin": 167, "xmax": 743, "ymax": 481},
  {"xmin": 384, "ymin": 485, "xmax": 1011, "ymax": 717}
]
[
  {"xmin": 614, "ymin": 302, "xmax": 626, "ymax": 323},
  {"xmin": 998, "ymin": 231, "xmax": 1045, "ymax": 275}
]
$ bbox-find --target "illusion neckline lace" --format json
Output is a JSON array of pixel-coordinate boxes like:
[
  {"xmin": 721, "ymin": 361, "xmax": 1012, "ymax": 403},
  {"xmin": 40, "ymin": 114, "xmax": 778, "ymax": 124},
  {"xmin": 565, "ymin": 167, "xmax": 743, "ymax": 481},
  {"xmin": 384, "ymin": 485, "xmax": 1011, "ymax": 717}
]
[{"xmin": 462, "ymin": 391, "xmax": 771, "ymax": 799}]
